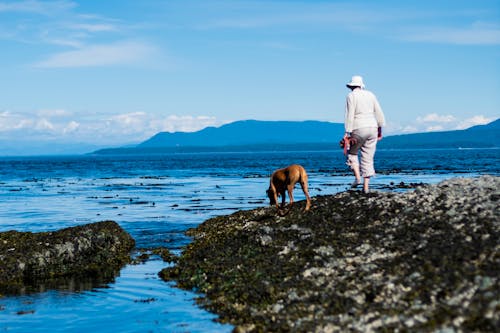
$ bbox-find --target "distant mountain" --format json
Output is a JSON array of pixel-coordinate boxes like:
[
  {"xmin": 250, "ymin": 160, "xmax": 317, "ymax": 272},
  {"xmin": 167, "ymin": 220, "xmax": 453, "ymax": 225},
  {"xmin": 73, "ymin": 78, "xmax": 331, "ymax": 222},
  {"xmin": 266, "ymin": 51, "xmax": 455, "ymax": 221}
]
[
  {"xmin": 378, "ymin": 118, "xmax": 500, "ymax": 149},
  {"xmin": 0, "ymin": 140, "xmax": 108, "ymax": 156},
  {"xmin": 139, "ymin": 120, "xmax": 344, "ymax": 148},
  {"xmin": 92, "ymin": 118, "xmax": 500, "ymax": 154}
]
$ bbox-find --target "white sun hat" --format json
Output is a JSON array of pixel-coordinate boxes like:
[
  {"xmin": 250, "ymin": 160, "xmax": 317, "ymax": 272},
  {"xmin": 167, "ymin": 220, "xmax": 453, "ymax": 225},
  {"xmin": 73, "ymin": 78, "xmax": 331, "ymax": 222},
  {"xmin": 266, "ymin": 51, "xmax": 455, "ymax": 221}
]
[{"xmin": 346, "ymin": 75, "xmax": 365, "ymax": 88}]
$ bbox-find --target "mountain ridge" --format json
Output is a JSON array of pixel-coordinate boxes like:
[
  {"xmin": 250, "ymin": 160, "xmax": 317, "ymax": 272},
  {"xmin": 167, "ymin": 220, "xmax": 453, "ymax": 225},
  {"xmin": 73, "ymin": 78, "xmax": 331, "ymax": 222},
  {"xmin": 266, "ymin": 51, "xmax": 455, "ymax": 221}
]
[
  {"xmin": 93, "ymin": 118, "xmax": 500, "ymax": 154},
  {"xmin": 378, "ymin": 118, "xmax": 500, "ymax": 149},
  {"xmin": 139, "ymin": 120, "xmax": 343, "ymax": 148}
]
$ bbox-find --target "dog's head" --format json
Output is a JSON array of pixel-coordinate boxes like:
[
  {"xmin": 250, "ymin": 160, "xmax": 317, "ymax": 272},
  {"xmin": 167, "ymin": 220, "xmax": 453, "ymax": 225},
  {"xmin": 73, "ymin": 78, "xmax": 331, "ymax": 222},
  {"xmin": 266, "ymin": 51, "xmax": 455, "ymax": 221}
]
[{"xmin": 266, "ymin": 187, "xmax": 276, "ymax": 206}]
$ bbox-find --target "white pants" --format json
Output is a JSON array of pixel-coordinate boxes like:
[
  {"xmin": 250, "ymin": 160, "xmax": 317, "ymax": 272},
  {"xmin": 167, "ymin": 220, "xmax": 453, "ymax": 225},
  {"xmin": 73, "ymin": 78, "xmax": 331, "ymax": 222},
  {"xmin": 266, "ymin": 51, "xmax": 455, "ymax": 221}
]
[{"xmin": 346, "ymin": 127, "xmax": 378, "ymax": 178}]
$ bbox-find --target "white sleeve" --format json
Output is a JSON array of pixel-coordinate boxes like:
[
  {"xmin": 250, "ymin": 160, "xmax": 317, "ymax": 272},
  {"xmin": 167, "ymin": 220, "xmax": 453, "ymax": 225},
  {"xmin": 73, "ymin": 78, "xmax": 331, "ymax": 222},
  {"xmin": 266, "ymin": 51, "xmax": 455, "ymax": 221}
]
[
  {"xmin": 373, "ymin": 95, "xmax": 385, "ymax": 127},
  {"xmin": 345, "ymin": 94, "xmax": 355, "ymax": 132}
]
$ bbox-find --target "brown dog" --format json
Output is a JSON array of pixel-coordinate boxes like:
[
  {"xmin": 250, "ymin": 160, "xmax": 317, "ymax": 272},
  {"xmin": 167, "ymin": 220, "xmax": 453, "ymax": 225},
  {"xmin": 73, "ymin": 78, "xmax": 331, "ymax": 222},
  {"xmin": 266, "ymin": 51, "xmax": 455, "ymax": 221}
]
[{"xmin": 266, "ymin": 164, "xmax": 311, "ymax": 214}]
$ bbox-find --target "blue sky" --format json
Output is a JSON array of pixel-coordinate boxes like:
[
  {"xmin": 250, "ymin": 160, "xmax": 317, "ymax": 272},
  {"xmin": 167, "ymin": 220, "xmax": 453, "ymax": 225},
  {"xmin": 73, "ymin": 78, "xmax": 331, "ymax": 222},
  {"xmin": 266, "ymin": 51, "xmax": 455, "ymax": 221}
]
[{"xmin": 0, "ymin": 0, "xmax": 499, "ymax": 151}]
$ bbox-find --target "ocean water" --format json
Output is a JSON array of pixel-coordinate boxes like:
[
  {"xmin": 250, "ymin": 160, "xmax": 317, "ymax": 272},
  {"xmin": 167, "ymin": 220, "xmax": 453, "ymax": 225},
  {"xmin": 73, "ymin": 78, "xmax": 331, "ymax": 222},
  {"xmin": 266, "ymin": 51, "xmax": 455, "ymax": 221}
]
[{"xmin": 0, "ymin": 148, "xmax": 498, "ymax": 332}]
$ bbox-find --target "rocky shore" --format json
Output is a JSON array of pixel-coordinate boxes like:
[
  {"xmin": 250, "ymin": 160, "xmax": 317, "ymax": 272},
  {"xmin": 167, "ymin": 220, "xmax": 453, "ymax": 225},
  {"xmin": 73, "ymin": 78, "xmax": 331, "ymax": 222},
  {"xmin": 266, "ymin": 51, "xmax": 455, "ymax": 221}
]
[
  {"xmin": 0, "ymin": 220, "xmax": 135, "ymax": 294},
  {"xmin": 160, "ymin": 176, "xmax": 499, "ymax": 332}
]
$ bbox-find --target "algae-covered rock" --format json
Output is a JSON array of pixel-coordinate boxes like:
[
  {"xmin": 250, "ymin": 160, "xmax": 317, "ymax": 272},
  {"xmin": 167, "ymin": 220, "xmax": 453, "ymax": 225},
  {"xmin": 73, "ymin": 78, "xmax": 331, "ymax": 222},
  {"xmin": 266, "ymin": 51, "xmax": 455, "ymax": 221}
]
[
  {"xmin": 160, "ymin": 176, "xmax": 499, "ymax": 332},
  {"xmin": 0, "ymin": 220, "xmax": 135, "ymax": 294},
  {"xmin": 132, "ymin": 247, "xmax": 178, "ymax": 265}
]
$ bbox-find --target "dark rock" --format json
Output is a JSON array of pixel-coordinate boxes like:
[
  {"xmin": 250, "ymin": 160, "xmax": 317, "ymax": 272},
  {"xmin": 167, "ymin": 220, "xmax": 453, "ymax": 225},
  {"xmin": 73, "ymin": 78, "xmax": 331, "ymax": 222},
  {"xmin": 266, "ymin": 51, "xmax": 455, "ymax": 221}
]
[
  {"xmin": 151, "ymin": 247, "xmax": 178, "ymax": 263},
  {"xmin": 160, "ymin": 176, "xmax": 499, "ymax": 332},
  {"xmin": 0, "ymin": 220, "xmax": 135, "ymax": 295},
  {"xmin": 132, "ymin": 247, "xmax": 178, "ymax": 265}
]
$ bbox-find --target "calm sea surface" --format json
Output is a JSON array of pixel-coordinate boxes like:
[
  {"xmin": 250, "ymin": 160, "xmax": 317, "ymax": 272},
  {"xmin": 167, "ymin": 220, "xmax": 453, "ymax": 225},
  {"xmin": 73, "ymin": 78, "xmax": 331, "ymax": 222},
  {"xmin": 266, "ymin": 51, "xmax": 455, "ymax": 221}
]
[{"xmin": 0, "ymin": 148, "xmax": 498, "ymax": 332}]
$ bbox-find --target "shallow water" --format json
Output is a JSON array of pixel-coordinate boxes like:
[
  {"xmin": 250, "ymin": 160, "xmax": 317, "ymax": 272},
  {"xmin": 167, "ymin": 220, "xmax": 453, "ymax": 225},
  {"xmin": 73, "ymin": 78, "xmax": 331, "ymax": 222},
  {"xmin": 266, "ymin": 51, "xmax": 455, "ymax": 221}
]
[
  {"xmin": 0, "ymin": 149, "xmax": 498, "ymax": 332},
  {"xmin": 0, "ymin": 258, "xmax": 230, "ymax": 333}
]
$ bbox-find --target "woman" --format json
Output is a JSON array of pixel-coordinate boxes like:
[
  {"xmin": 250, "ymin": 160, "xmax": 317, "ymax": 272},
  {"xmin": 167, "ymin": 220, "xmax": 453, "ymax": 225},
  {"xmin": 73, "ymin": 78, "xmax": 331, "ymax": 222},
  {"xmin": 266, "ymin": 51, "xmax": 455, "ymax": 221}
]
[{"xmin": 344, "ymin": 75, "xmax": 386, "ymax": 193}]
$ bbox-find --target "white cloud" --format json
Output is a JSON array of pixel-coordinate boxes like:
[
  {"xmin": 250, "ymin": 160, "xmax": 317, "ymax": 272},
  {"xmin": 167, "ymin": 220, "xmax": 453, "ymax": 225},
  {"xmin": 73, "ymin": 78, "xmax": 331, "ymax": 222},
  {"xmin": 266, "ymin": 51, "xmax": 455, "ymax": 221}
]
[
  {"xmin": 103, "ymin": 112, "xmax": 150, "ymax": 137},
  {"xmin": 417, "ymin": 113, "xmax": 456, "ymax": 123},
  {"xmin": 34, "ymin": 41, "xmax": 156, "ymax": 68},
  {"xmin": 426, "ymin": 125, "xmax": 444, "ymax": 132},
  {"xmin": 34, "ymin": 118, "xmax": 54, "ymax": 131},
  {"xmin": 17, "ymin": 119, "xmax": 35, "ymax": 130},
  {"xmin": 63, "ymin": 120, "xmax": 79, "ymax": 134},
  {"xmin": 404, "ymin": 23, "xmax": 500, "ymax": 45},
  {"xmin": 456, "ymin": 115, "xmax": 493, "ymax": 129},
  {"xmin": 100, "ymin": 113, "xmax": 221, "ymax": 140},
  {"xmin": 151, "ymin": 115, "xmax": 220, "ymax": 133},
  {"xmin": 0, "ymin": 0, "xmax": 75, "ymax": 14},
  {"xmin": 196, "ymin": 2, "xmax": 500, "ymax": 46},
  {"xmin": 0, "ymin": 1, "xmax": 163, "ymax": 69},
  {"xmin": 0, "ymin": 110, "xmax": 32, "ymax": 130},
  {"xmin": 400, "ymin": 125, "xmax": 419, "ymax": 134},
  {"xmin": 68, "ymin": 23, "xmax": 117, "ymax": 33},
  {"xmin": 42, "ymin": 37, "xmax": 83, "ymax": 48},
  {"xmin": 416, "ymin": 113, "xmax": 496, "ymax": 131},
  {"xmin": 0, "ymin": 109, "xmax": 224, "ymax": 145},
  {"xmin": 386, "ymin": 114, "xmax": 498, "ymax": 135},
  {"xmin": 0, "ymin": 108, "xmax": 497, "ymax": 147},
  {"xmin": 200, "ymin": 3, "xmax": 399, "ymax": 31},
  {"xmin": 37, "ymin": 108, "xmax": 72, "ymax": 118},
  {"xmin": 108, "ymin": 111, "xmax": 147, "ymax": 125},
  {"xmin": 98, "ymin": 113, "xmax": 223, "ymax": 143},
  {"xmin": 2, "ymin": 2, "xmax": 124, "ymax": 49}
]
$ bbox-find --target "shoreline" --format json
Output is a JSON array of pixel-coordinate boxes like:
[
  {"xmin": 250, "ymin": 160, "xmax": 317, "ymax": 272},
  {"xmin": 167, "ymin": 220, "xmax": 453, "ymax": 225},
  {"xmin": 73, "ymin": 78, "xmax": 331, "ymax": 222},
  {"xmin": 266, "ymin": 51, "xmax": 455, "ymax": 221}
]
[{"xmin": 160, "ymin": 175, "xmax": 499, "ymax": 332}]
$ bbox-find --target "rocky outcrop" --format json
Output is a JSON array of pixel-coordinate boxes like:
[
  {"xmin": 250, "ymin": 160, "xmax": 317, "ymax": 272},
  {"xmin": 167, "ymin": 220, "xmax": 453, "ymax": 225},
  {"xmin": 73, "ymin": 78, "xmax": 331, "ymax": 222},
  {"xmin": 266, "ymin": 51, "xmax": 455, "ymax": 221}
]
[
  {"xmin": 0, "ymin": 221, "xmax": 135, "ymax": 294},
  {"xmin": 160, "ymin": 176, "xmax": 499, "ymax": 332}
]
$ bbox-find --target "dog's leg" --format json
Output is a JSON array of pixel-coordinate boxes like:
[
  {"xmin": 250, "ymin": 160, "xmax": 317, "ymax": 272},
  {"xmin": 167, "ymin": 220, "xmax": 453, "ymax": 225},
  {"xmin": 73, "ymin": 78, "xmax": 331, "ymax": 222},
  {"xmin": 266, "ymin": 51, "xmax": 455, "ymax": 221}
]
[
  {"xmin": 277, "ymin": 188, "xmax": 294, "ymax": 217},
  {"xmin": 286, "ymin": 184, "xmax": 295, "ymax": 212},
  {"xmin": 269, "ymin": 182, "xmax": 280, "ymax": 210},
  {"xmin": 280, "ymin": 190, "xmax": 287, "ymax": 208},
  {"xmin": 287, "ymin": 184, "xmax": 295, "ymax": 205},
  {"xmin": 300, "ymin": 179, "xmax": 311, "ymax": 211},
  {"xmin": 274, "ymin": 192, "xmax": 280, "ymax": 210}
]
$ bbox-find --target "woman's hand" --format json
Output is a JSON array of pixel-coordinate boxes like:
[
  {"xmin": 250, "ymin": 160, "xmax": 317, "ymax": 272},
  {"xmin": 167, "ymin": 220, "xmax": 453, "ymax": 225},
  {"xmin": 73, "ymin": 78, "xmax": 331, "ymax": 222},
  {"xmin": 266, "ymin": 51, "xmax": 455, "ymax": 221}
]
[{"xmin": 377, "ymin": 127, "xmax": 383, "ymax": 140}]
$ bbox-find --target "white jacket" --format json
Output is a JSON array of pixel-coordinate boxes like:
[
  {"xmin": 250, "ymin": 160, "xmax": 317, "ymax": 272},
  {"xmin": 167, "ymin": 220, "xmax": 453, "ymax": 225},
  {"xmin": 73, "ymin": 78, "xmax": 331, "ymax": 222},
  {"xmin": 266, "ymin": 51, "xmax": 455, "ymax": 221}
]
[{"xmin": 345, "ymin": 88, "xmax": 385, "ymax": 133}]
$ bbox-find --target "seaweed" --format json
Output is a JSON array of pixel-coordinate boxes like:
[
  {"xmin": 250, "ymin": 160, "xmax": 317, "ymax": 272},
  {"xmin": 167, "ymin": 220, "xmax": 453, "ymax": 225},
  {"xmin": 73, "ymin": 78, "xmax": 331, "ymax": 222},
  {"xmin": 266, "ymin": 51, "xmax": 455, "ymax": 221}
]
[
  {"xmin": 160, "ymin": 176, "xmax": 500, "ymax": 332},
  {"xmin": 0, "ymin": 221, "xmax": 135, "ymax": 295}
]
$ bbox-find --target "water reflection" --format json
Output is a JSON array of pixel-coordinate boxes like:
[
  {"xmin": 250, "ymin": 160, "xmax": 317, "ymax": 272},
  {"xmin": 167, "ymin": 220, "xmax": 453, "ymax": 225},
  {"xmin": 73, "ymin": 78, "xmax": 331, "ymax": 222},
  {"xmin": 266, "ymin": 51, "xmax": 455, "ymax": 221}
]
[{"xmin": 0, "ymin": 257, "xmax": 233, "ymax": 333}]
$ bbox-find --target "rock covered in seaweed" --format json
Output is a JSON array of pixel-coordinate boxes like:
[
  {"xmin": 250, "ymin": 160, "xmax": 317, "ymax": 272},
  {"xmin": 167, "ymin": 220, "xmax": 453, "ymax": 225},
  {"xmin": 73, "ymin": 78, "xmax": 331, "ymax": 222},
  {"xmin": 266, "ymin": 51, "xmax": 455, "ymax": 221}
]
[
  {"xmin": 160, "ymin": 175, "xmax": 499, "ymax": 332},
  {"xmin": 0, "ymin": 220, "xmax": 135, "ymax": 294}
]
